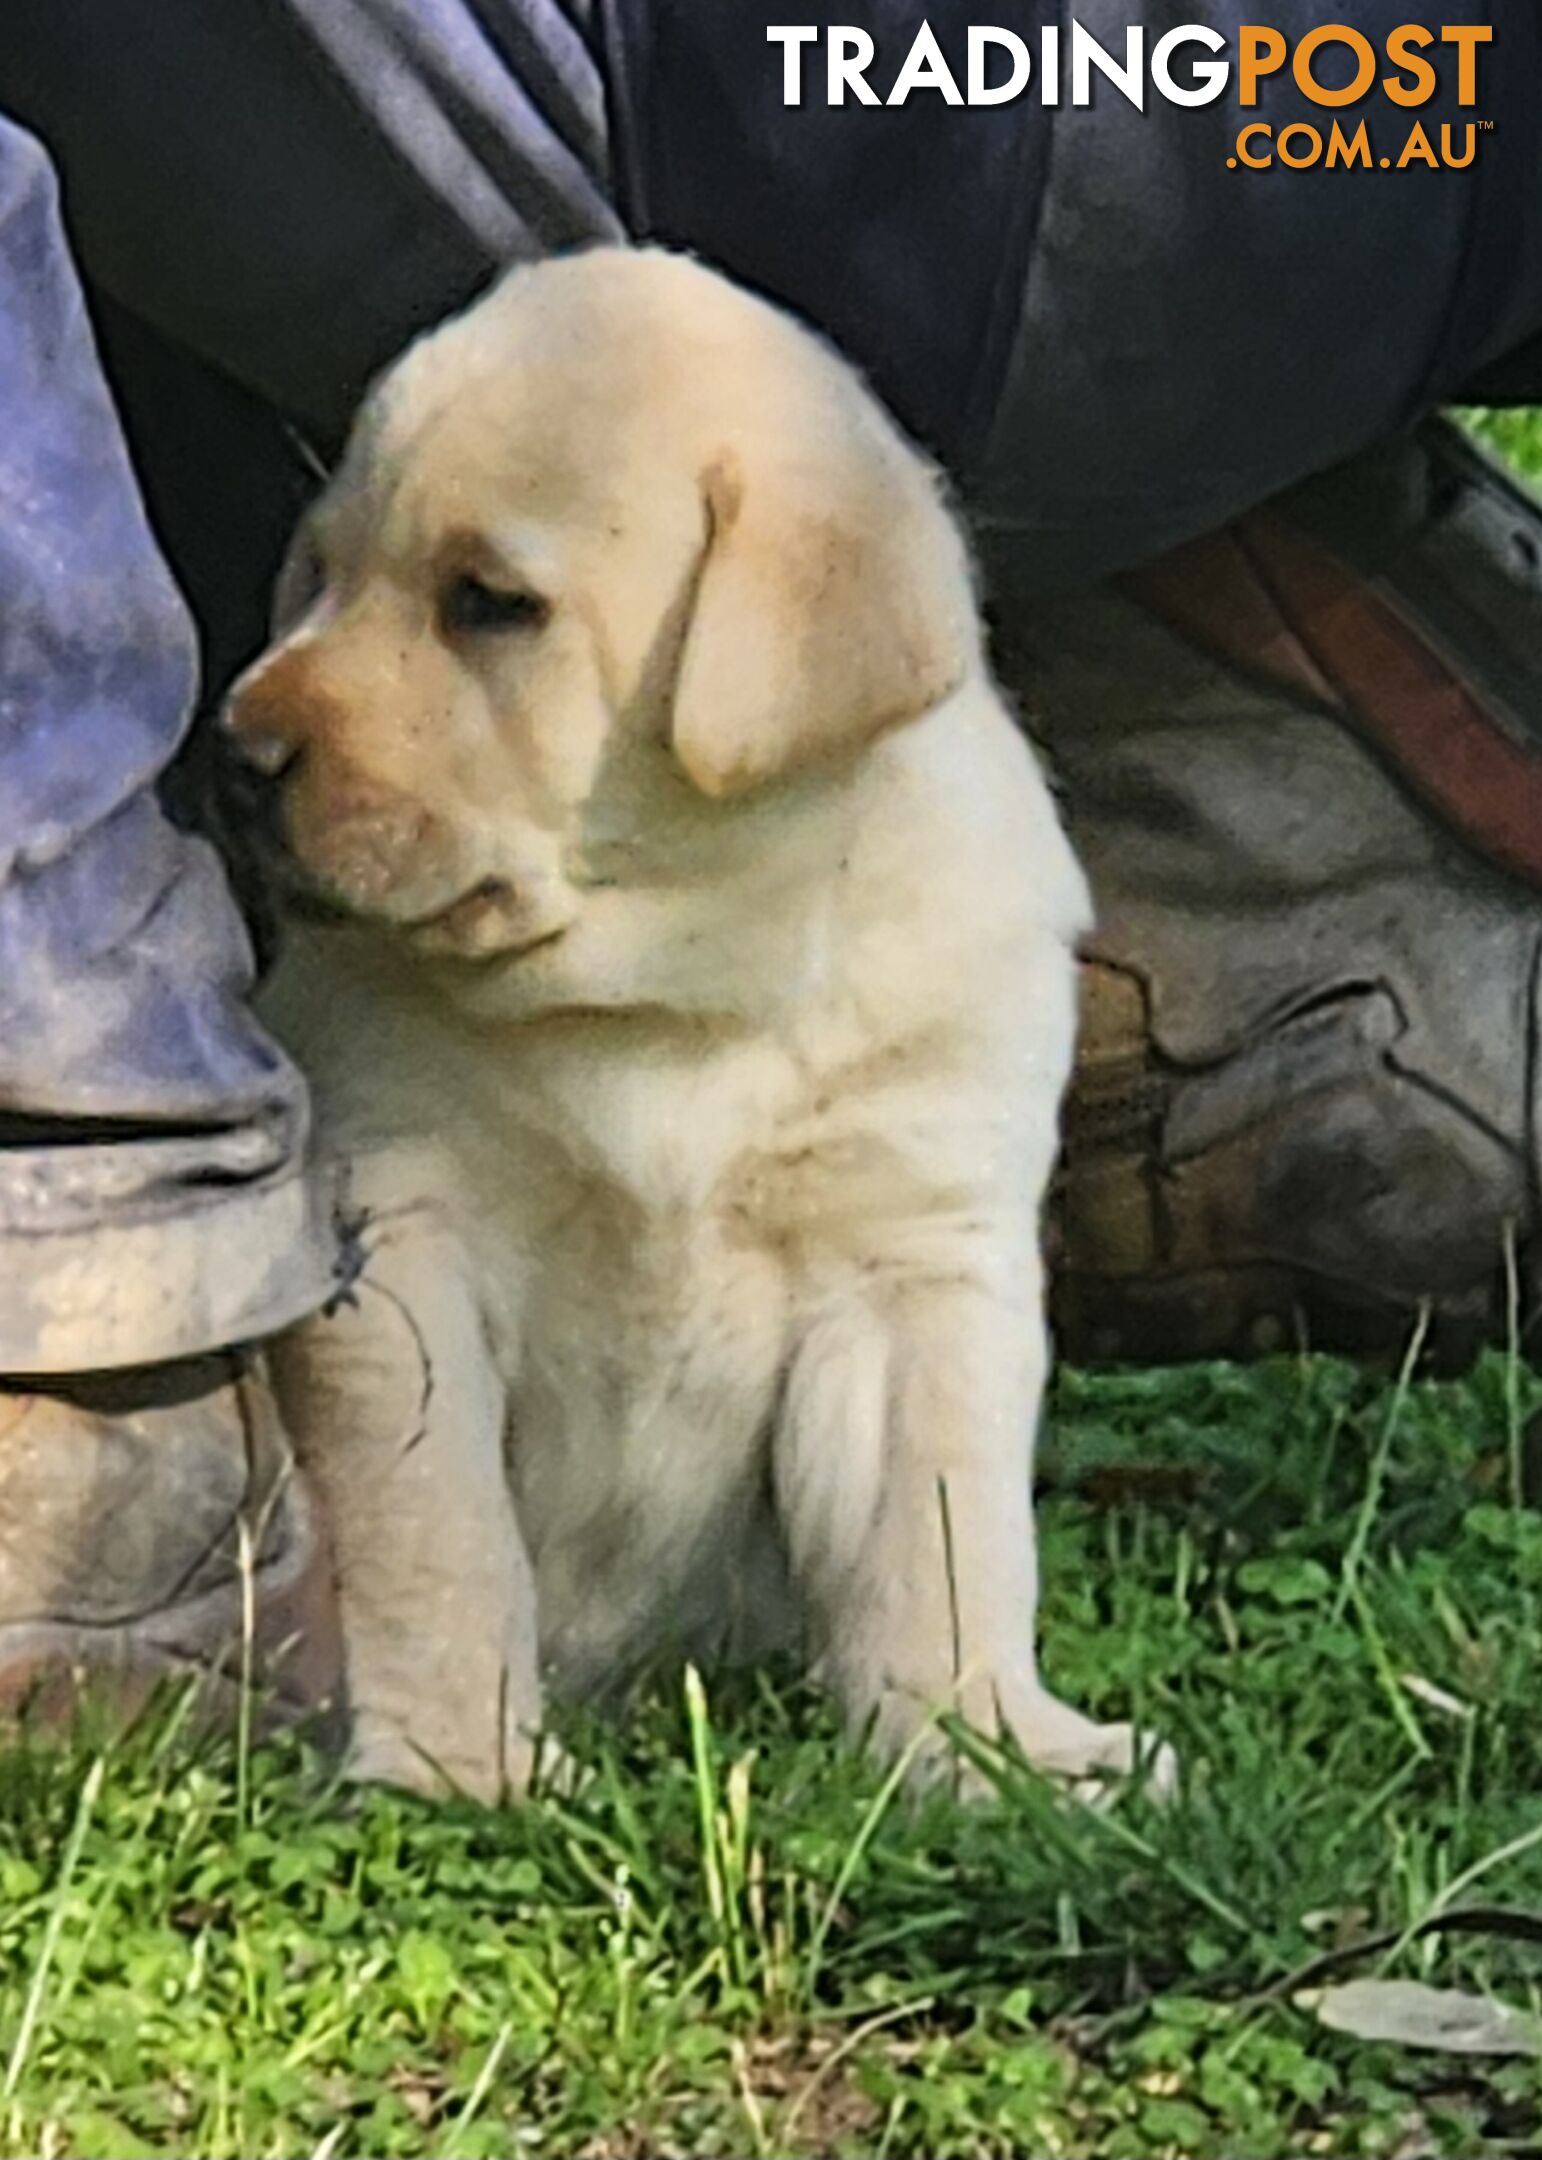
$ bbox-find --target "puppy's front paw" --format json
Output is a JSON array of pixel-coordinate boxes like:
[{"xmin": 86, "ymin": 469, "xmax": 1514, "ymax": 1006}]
[
  {"xmin": 861, "ymin": 1675, "xmax": 1175, "ymax": 1805},
  {"xmin": 992, "ymin": 1689, "xmax": 1177, "ymax": 1805},
  {"xmin": 343, "ymin": 1709, "xmax": 549, "ymax": 1806}
]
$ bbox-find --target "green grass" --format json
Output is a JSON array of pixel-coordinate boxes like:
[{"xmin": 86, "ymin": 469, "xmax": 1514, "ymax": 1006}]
[
  {"xmin": 8, "ymin": 411, "xmax": 1542, "ymax": 2155},
  {"xmin": 1461, "ymin": 405, "xmax": 1542, "ymax": 479},
  {"xmin": 4, "ymin": 1354, "xmax": 1542, "ymax": 2156}
]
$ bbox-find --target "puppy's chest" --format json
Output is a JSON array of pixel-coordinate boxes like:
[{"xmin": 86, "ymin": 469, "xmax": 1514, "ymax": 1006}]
[
  {"xmin": 416, "ymin": 1008, "xmax": 962, "ymax": 1437},
  {"xmin": 471, "ymin": 1047, "xmax": 807, "ymax": 1418},
  {"xmin": 512, "ymin": 1206, "xmax": 786, "ymax": 1459}
]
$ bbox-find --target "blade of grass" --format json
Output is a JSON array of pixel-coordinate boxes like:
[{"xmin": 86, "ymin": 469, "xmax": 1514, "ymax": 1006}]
[
  {"xmin": 3, "ymin": 1755, "xmax": 106, "ymax": 2103},
  {"xmin": 442, "ymin": 2020, "xmax": 513, "ymax": 2157},
  {"xmin": 1333, "ymin": 1302, "xmax": 1430, "ymax": 1623},
  {"xmin": 802, "ymin": 1712, "xmax": 944, "ymax": 2005},
  {"xmin": 1504, "ymin": 1218, "xmax": 1525, "ymax": 1510}
]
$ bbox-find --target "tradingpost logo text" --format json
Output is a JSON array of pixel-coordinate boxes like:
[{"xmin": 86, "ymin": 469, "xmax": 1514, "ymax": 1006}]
[{"xmin": 768, "ymin": 22, "xmax": 1497, "ymax": 170}]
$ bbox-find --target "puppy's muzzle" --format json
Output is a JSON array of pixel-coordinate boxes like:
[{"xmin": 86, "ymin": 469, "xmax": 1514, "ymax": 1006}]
[
  {"xmin": 207, "ymin": 695, "xmax": 327, "ymax": 924},
  {"xmin": 217, "ymin": 669, "xmax": 303, "ymax": 848},
  {"xmin": 216, "ymin": 682, "xmax": 404, "ymax": 922}
]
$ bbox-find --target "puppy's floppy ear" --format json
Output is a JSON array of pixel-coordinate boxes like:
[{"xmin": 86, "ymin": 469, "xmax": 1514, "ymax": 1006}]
[{"xmin": 670, "ymin": 413, "xmax": 977, "ymax": 800}]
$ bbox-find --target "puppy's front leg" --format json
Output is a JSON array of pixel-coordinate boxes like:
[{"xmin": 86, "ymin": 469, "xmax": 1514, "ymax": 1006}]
[
  {"xmin": 270, "ymin": 1207, "xmax": 542, "ymax": 1801},
  {"xmin": 778, "ymin": 1264, "xmax": 1165, "ymax": 1794}
]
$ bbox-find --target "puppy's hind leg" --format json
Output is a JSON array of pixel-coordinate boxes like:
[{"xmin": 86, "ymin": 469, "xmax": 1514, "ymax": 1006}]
[
  {"xmin": 269, "ymin": 1206, "xmax": 543, "ymax": 1802},
  {"xmin": 776, "ymin": 1268, "xmax": 1173, "ymax": 1798}
]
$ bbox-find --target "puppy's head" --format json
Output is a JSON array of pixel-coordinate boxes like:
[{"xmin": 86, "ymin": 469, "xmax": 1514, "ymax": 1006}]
[{"xmin": 223, "ymin": 247, "xmax": 977, "ymax": 961}]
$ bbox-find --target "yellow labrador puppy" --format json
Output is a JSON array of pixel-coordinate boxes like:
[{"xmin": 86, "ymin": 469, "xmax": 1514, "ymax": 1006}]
[{"xmin": 226, "ymin": 247, "xmax": 1154, "ymax": 1801}]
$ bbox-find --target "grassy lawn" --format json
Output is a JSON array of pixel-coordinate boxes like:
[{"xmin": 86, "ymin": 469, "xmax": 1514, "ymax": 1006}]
[
  {"xmin": 6, "ymin": 412, "xmax": 1542, "ymax": 2157},
  {"xmin": 4, "ymin": 1355, "xmax": 1542, "ymax": 2157}
]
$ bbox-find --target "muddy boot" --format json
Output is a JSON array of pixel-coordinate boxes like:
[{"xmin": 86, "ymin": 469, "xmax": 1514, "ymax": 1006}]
[
  {"xmin": 0, "ymin": 1354, "xmax": 342, "ymax": 1731},
  {"xmin": 985, "ymin": 417, "xmax": 1542, "ymax": 1370}
]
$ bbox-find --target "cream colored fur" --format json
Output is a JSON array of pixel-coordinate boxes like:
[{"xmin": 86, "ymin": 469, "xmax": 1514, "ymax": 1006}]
[{"xmin": 229, "ymin": 247, "xmax": 1157, "ymax": 1800}]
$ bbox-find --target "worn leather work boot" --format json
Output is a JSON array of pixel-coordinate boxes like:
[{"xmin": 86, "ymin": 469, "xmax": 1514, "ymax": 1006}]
[
  {"xmin": 986, "ymin": 418, "xmax": 1542, "ymax": 1370},
  {"xmin": 0, "ymin": 1352, "xmax": 342, "ymax": 1731}
]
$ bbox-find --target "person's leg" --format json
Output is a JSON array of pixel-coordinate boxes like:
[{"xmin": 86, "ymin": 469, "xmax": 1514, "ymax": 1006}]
[
  {"xmin": 986, "ymin": 418, "xmax": 1542, "ymax": 1370},
  {"xmin": 0, "ymin": 117, "xmax": 341, "ymax": 1718},
  {"xmin": 0, "ymin": 3, "xmax": 616, "ymax": 1736},
  {"xmin": 1, "ymin": 0, "xmax": 618, "ymax": 442}
]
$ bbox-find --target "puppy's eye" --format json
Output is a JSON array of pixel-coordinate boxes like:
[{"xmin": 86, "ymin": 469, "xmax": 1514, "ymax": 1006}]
[{"xmin": 439, "ymin": 574, "xmax": 549, "ymax": 637}]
